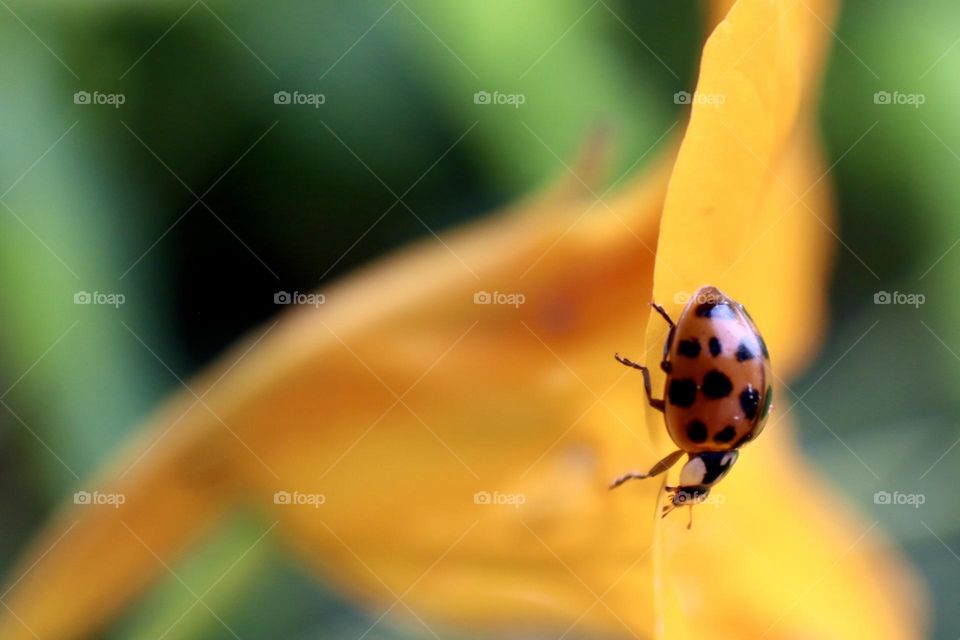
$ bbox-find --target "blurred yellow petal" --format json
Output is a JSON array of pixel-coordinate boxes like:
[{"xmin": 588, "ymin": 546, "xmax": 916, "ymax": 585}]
[
  {"xmin": 0, "ymin": 1, "xmax": 927, "ymax": 640},
  {"xmin": 0, "ymin": 150, "xmax": 677, "ymax": 639}
]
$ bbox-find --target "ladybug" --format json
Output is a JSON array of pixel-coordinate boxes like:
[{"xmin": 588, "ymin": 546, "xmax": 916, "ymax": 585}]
[{"xmin": 610, "ymin": 285, "xmax": 772, "ymax": 527}]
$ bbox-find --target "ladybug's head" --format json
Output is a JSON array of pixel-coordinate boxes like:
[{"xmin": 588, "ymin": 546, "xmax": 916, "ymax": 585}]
[
  {"xmin": 669, "ymin": 485, "xmax": 710, "ymax": 507},
  {"xmin": 664, "ymin": 451, "xmax": 739, "ymax": 518}
]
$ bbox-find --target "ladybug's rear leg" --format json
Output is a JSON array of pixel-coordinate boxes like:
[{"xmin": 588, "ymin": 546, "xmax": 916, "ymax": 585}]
[
  {"xmin": 609, "ymin": 449, "xmax": 685, "ymax": 489},
  {"xmin": 614, "ymin": 354, "xmax": 665, "ymax": 412},
  {"xmin": 648, "ymin": 301, "xmax": 678, "ymax": 375}
]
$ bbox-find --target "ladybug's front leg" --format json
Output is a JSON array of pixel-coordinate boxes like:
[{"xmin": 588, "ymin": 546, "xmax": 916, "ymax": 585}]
[
  {"xmin": 614, "ymin": 354, "xmax": 665, "ymax": 412},
  {"xmin": 609, "ymin": 449, "xmax": 685, "ymax": 489}
]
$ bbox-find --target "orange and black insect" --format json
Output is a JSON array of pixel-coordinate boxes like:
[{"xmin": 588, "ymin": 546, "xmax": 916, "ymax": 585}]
[{"xmin": 610, "ymin": 285, "xmax": 772, "ymax": 527}]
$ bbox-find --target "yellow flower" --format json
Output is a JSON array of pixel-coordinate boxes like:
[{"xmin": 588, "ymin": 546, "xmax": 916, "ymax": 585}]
[{"xmin": 0, "ymin": 0, "xmax": 926, "ymax": 638}]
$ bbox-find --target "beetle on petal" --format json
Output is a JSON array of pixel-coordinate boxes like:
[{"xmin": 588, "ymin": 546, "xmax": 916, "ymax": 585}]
[{"xmin": 611, "ymin": 285, "xmax": 773, "ymax": 527}]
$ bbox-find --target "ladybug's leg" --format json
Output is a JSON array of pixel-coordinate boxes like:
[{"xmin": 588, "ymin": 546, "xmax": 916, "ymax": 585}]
[
  {"xmin": 614, "ymin": 353, "xmax": 665, "ymax": 412},
  {"xmin": 659, "ymin": 499, "xmax": 694, "ymax": 529},
  {"xmin": 649, "ymin": 302, "xmax": 677, "ymax": 374},
  {"xmin": 609, "ymin": 449, "xmax": 685, "ymax": 489},
  {"xmin": 650, "ymin": 301, "xmax": 675, "ymax": 328}
]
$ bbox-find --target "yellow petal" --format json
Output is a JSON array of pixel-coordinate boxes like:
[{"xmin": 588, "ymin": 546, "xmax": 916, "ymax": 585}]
[
  {"xmin": 645, "ymin": 0, "xmax": 925, "ymax": 637},
  {"xmin": 671, "ymin": 416, "xmax": 926, "ymax": 639},
  {"xmin": 656, "ymin": 135, "xmax": 925, "ymax": 639},
  {"xmin": 651, "ymin": 0, "xmax": 815, "ymax": 373}
]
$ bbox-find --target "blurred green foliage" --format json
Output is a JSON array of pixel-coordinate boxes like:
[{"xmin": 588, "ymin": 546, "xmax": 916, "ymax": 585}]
[{"xmin": 0, "ymin": 0, "xmax": 958, "ymax": 638}]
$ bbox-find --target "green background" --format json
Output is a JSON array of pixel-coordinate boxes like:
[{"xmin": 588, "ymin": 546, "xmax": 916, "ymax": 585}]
[{"xmin": 0, "ymin": 0, "xmax": 956, "ymax": 637}]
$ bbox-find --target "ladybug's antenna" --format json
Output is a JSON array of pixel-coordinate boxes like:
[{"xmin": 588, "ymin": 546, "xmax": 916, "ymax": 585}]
[{"xmin": 661, "ymin": 498, "xmax": 696, "ymax": 530}]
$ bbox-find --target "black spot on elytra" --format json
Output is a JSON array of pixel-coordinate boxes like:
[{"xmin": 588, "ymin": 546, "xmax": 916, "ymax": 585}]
[
  {"xmin": 708, "ymin": 337, "xmax": 722, "ymax": 357},
  {"xmin": 740, "ymin": 386, "xmax": 761, "ymax": 420},
  {"xmin": 735, "ymin": 342, "xmax": 756, "ymax": 362},
  {"xmin": 660, "ymin": 361, "xmax": 672, "ymax": 374},
  {"xmin": 702, "ymin": 370, "xmax": 733, "ymax": 398},
  {"xmin": 695, "ymin": 302, "xmax": 737, "ymax": 319},
  {"xmin": 668, "ymin": 379, "xmax": 697, "ymax": 408},
  {"xmin": 686, "ymin": 420, "xmax": 708, "ymax": 443},
  {"xmin": 677, "ymin": 338, "xmax": 701, "ymax": 358},
  {"xmin": 714, "ymin": 425, "xmax": 737, "ymax": 443}
]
